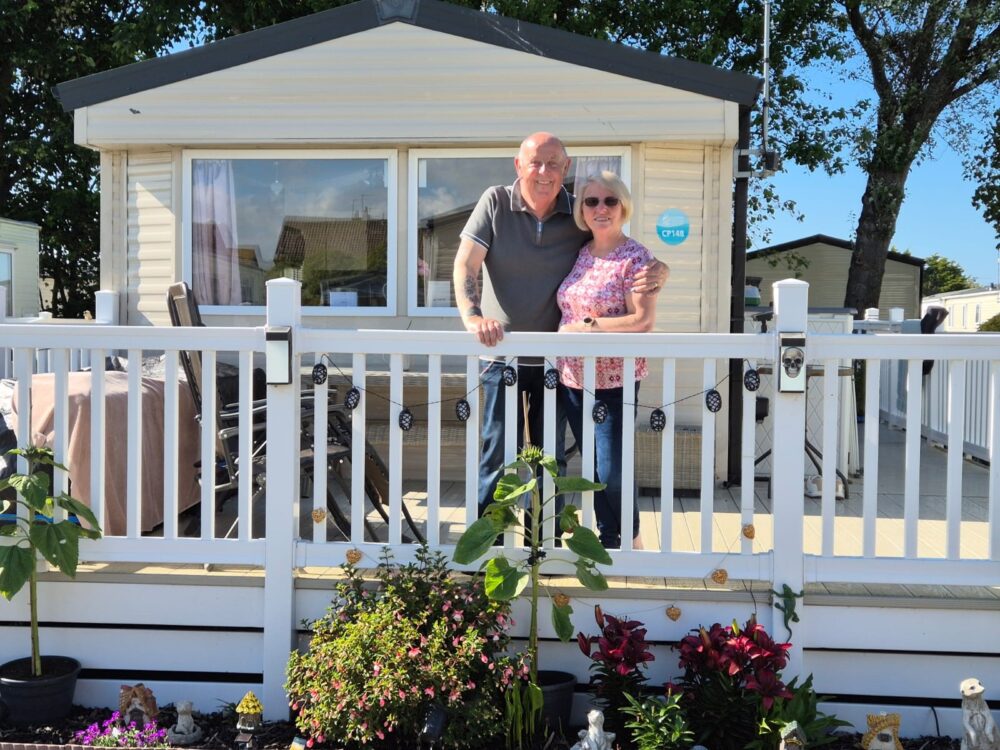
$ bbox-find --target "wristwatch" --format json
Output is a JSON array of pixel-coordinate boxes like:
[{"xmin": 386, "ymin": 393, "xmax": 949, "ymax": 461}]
[{"xmin": 582, "ymin": 316, "xmax": 597, "ymax": 329}]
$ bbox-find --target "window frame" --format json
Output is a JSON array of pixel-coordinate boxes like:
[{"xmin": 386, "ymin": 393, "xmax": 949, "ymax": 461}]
[
  {"xmin": 406, "ymin": 146, "xmax": 631, "ymax": 317},
  {"xmin": 182, "ymin": 148, "xmax": 399, "ymax": 318},
  {"xmin": 0, "ymin": 247, "xmax": 13, "ymax": 318}
]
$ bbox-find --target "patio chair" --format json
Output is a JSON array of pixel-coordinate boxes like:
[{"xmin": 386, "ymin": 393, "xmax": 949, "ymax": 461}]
[{"xmin": 165, "ymin": 282, "xmax": 423, "ymax": 543}]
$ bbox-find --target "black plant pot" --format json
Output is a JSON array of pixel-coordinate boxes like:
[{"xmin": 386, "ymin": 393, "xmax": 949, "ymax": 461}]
[
  {"xmin": 0, "ymin": 655, "xmax": 81, "ymax": 725},
  {"xmin": 537, "ymin": 669, "xmax": 576, "ymax": 738}
]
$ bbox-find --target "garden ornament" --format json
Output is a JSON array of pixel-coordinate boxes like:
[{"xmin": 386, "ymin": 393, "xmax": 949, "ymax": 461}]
[
  {"xmin": 571, "ymin": 709, "xmax": 615, "ymax": 750},
  {"xmin": 781, "ymin": 346, "xmax": 804, "ymax": 379},
  {"xmin": 166, "ymin": 700, "xmax": 204, "ymax": 746},
  {"xmin": 960, "ymin": 678, "xmax": 1000, "ymax": 750},
  {"xmin": 861, "ymin": 713, "xmax": 903, "ymax": 750},
  {"xmin": 772, "ymin": 584, "xmax": 804, "ymax": 640},
  {"xmin": 119, "ymin": 683, "xmax": 158, "ymax": 727},
  {"xmin": 780, "ymin": 720, "xmax": 808, "ymax": 750}
]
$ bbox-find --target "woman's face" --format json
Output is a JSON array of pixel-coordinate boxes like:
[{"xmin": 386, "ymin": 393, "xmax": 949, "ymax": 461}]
[{"xmin": 581, "ymin": 184, "xmax": 625, "ymax": 238}]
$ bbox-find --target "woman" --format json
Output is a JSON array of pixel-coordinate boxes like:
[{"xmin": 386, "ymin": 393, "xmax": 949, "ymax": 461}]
[{"xmin": 557, "ymin": 171, "xmax": 658, "ymax": 549}]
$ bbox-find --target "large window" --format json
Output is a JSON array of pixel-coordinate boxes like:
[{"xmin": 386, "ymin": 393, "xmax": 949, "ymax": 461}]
[
  {"xmin": 0, "ymin": 251, "xmax": 11, "ymax": 317},
  {"xmin": 407, "ymin": 148, "xmax": 629, "ymax": 315},
  {"xmin": 183, "ymin": 150, "xmax": 397, "ymax": 315}
]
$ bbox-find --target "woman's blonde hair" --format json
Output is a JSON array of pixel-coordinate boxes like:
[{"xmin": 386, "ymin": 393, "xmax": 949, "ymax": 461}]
[{"xmin": 573, "ymin": 170, "xmax": 633, "ymax": 231}]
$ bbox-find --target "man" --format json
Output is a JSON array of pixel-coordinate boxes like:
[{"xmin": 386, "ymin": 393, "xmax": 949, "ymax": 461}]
[{"xmin": 453, "ymin": 132, "xmax": 668, "ymax": 514}]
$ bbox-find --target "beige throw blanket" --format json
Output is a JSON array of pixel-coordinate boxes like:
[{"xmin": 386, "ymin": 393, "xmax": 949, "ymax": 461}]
[{"xmin": 12, "ymin": 371, "xmax": 201, "ymax": 535}]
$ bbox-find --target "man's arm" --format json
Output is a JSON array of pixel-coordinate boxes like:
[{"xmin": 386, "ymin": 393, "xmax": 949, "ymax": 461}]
[
  {"xmin": 631, "ymin": 258, "xmax": 669, "ymax": 295},
  {"xmin": 453, "ymin": 237, "xmax": 504, "ymax": 347}
]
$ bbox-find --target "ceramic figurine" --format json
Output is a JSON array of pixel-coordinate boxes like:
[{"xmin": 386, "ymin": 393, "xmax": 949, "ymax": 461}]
[
  {"xmin": 780, "ymin": 720, "xmax": 808, "ymax": 749},
  {"xmin": 571, "ymin": 709, "xmax": 615, "ymax": 750},
  {"xmin": 166, "ymin": 700, "xmax": 204, "ymax": 746},
  {"xmin": 861, "ymin": 713, "xmax": 903, "ymax": 750},
  {"xmin": 119, "ymin": 683, "xmax": 158, "ymax": 727},
  {"xmin": 960, "ymin": 678, "xmax": 1000, "ymax": 750}
]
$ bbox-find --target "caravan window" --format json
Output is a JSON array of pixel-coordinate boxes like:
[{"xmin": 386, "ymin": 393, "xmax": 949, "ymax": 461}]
[
  {"xmin": 406, "ymin": 147, "xmax": 629, "ymax": 316},
  {"xmin": 183, "ymin": 150, "xmax": 397, "ymax": 315},
  {"xmin": 0, "ymin": 251, "xmax": 11, "ymax": 317}
]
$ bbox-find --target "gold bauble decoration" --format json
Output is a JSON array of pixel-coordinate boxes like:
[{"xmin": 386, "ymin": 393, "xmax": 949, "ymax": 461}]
[
  {"xmin": 345, "ymin": 549, "xmax": 363, "ymax": 565},
  {"xmin": 710, "ymin": 568, "xmax": 729, "ymax": 585},
  {"xmin": 311, "ymin": 509, "xmax": 327, "ymax": 524},
  {"xmin": 553, "ymin": 593, "xmax": 571, "ymax": 608},
  {"xmin": 742, "ymin": 523, "xmax": 756, "ymax": 540},
  {"xmin": 666, "ymin": 605, "xmax": 682, "ymax": 621}
]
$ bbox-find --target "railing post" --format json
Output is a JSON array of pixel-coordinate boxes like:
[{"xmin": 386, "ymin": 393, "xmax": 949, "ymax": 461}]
[
  {"xmin": 770, "ymin": 279, "xmax": 808, "ymax": 678},
  {"xmin": 262, "ymin": 278, "xmax": 301, "ymax": 720}
]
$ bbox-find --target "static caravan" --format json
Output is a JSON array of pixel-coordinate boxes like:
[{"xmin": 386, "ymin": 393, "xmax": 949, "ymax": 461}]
[
  {"xmin": 0, "ymin": 217, "xmax": 40, "ymax": 319},
  {"xmin": 55, "ymin": 0, "xmax": 761, "ymax": 480},
  {"xmin": 923, "ymin": 285, "xmax": 1000, "ymax": 332},
  {"xmin": 747, "ymin": 234, "xmax": 924, "ymax": 318}
]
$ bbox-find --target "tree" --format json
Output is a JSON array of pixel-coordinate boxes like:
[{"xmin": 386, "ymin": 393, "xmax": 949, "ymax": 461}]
[
  {"xmin": 965, "ymin": 107, "xmax": 1000, "ymax": 251},
  {"xmin": 921, "ymin": 253, "xmax": 976, "ymax": 296},
  {"xmin": 1, "ymin": 2, "xmax": 196, "ymax": 317},
  {"xmin": 841, "ymin": 1, "xmax": 1000, "ymax": 316}
]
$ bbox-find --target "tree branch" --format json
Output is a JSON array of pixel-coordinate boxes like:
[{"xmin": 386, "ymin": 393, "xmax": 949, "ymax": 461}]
[{"xmin": 843, "ymin": 1, "xmax": 893, "ymax": 102}]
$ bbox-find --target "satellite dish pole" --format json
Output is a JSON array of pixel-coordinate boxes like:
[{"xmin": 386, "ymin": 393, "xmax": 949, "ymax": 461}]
[{"xmin": 759, "ymin": 0, "xmax": 779, "ymax": 176}]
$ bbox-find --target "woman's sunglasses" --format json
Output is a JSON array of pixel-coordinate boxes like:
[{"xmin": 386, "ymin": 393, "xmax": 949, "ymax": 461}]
[{"xmin": 582, "ymin": 196, "xmax": 621, "ymax": 208}]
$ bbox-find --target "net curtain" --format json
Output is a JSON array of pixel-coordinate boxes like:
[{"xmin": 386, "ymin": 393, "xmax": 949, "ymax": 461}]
[{"xmin": 192, "ymin": 159, "xmax": 242, "ymax": 306}]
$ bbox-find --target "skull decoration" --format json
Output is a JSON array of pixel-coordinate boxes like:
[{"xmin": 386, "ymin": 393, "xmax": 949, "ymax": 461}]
[{"xmin": 781, "ymin": 346, "xmax": 804, "ymax": 379}]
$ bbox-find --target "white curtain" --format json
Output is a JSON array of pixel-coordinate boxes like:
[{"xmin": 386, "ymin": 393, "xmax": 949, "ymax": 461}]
[
  {"xmin": 192, "ymin": 160, "xmax": 242, "ymax": 305},
  {"xmin": 572, "ymin": 156, "xmax": 620, "ymax": 196}
]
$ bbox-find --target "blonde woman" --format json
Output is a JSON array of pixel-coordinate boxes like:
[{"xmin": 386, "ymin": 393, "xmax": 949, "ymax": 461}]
[{"xmin": 557, "ymin": 171, "xmax": 659, "ymax": 548}]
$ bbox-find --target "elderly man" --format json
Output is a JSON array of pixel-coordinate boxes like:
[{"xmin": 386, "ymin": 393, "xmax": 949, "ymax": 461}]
[{"xmin": 453, "ymin": 131, "xmax": 668, "ymax": 514}]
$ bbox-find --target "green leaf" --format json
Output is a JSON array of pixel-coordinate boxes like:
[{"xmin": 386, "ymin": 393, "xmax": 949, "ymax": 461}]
[
  {"xmin": 575, "ymin": 561, "xmax": 609, "ymax": 591},
  {"xmin": 551, "ymin": 598, "xmax": 574, "ymax": 641},
  {"xmin": 565, "ymin": 526, "xmax": 613, "ymax": 565},
  {"xmin": 527, "ymin": 680, "xmax": 543, "ymax": 712},
  {"xmin": 453, "ymin": 516, "xmax": 500, "ymax": 564},
  {"xmin": 484, "ymin": 557, "xmax": 528, "ymax": 600},
  {"xmin": 56, "ymin": 494, "xmax": 101, "ymax": 534},
  {"xmin": 8, "ymin": 473, "xmax": 49, "ymax": 510},
  {"xmin": 538, "ymin": 454, "xmax": 559, "ymax": 478},
  {"xmin": 558, "ymin": 505, "xmax": 580, "ymax": 533},
  {"xmin": 0, "ymin": 545, "xmax": 34, "ymax": 600},
  {"xmin": 494, "ymin": 473, "xmax": 536, "ymax": 502},
  {"xmin": 486, "ymin": 503, "xmax": 518, "ymax": 529},
  {"xmin": 29, "ymin": 522, "xmax": 80, "ymax": 577},
  {"xmin": 553, "ymin": 475, "xmax": 605, "ymax": 495}
]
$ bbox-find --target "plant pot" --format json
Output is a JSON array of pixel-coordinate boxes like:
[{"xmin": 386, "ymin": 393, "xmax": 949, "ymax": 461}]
[
  {"xmin": 0, "ymin": 656, "xmax": 81, "ymax": 725},
  {"xmin": 537, "ymin": 669, "xmax": 576, "ymax": 738}
]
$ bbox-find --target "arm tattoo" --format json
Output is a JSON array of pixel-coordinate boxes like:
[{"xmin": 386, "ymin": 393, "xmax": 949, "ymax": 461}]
[{"xmin": 462, "ymin": 275, "xmax": 481, "ymax": 309}]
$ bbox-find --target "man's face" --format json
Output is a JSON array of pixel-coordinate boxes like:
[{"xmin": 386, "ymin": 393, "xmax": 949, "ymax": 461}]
[{"xmin": 514, "ymin": 138, "xmax": 570, "ymax": 214}]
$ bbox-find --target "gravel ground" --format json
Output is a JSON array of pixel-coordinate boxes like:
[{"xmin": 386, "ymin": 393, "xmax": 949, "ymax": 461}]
[{"xmin": 0, "ymin": 704, "xmax": 964, "ymax": 750}]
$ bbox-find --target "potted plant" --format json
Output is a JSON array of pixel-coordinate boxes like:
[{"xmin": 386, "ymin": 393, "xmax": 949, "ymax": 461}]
[
  {"xmin": 0, "ymin": 444, "xmax": 102, "ymax": 724},
  {"xmin": 453, "ymin": 445, "xmax": 611, "ymax": 744}
]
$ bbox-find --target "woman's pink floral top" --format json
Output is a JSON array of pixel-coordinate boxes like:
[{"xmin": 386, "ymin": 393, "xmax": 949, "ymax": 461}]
[{"xmin": 556, "ymin": 237, "xmax": 653, "ymax": 390}]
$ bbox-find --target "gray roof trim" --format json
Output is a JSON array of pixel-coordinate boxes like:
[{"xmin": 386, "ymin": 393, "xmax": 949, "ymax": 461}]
[
  {"xmin": 54, "ymin": 0, "xmax": 761, "ymax": 112},
  {"xmin": 748, "ymin": 234, "xmax": 924, "ymax": 268}
]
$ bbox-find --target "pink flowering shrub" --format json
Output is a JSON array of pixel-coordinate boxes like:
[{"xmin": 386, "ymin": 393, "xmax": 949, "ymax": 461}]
[
  {"xmin": 673, "ymin": 615, "xmax": 792, "ymax": 750},
  {"xmin": 286, "ymin": 546, "xmax": 525, "ymax": 749}
]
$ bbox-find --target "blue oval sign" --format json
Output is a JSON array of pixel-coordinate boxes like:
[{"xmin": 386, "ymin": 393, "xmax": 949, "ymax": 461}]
[{"xmin": 656, "ymin": 209, "xmax": 690, "ymax": 246}]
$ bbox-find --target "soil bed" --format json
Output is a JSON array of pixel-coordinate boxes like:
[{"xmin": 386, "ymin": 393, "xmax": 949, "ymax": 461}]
[{"xmin": 0, "ymin": 705, "xmax": 963, "ymax": 750}]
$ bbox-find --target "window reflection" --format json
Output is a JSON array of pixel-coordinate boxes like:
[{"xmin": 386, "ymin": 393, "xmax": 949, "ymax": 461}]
[{"xmin": 191, "ymin": 158, "xmax": 389, "ymax": 308}]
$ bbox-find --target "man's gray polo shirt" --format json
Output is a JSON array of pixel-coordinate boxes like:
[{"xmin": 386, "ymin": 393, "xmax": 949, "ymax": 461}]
[{"xmin": 460, "ymin": 180, "xmax": 589, "ymax": 337}]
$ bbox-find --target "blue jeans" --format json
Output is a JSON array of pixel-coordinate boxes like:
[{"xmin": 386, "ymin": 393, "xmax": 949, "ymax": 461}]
[
  {"xmin": 560, "ymin": 382, "xmax": 640, "ymax": 548},
  {"xmin": 478, "ymin": 362, "xmax": 565, "ymax": 514}
]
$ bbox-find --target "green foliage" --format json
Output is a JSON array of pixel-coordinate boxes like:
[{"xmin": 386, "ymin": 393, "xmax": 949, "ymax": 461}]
[
  {"xmin": 285, "ymin": 545, "xmax": 522, "ymax": 749},
  {"xmin": 965, "ymin": 107, "xmax": 1000, "ymax": 251},
  {"xmin": 0, "ymin": 445, "xmax": 102, "ymax": 677},
  {"xmin": 620, "ymin": 692, "xmax": 693, "ymax": 750},
  {"xmin": 922, "ymin": 253, "xmax": 977, "ymax": 296},
  {"xmin": 751, "ymin": 675, "xmax": 851, "ymax": 750},
  {"xmin": 979, "ymin": 312, "xmax": 1000, "ymax": 332},
  {"xmin": 453, "ymin": 446, "xmax": 607, "ymax": 744}
]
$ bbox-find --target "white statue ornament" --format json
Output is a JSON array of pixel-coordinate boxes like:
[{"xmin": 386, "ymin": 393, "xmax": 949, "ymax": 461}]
[
  {"xmin": 960, "ymin": 678, "xmax": 1000, "ymax": 750},
  {"xmin": 166, "ymin": 700, "xmax": 204, "ymax": 746},
  {"xmin": 571, "ymin": 709, "xmax": 615, "ymax": 750}
]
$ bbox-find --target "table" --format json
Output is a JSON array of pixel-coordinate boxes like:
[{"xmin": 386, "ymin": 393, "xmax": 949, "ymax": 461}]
[{"xmin": 11, "ymin": 371, "xmax": 201, "ymax": 535}]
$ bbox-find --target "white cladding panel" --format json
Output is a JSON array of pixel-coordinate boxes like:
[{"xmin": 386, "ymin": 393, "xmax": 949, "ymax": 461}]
[
  {"xmin": 0, "ymin": 218, "xmax": 40, "ymax": 318},
  {"xmin": 127, "ymin": 151, "xmax": 175, "ymax": 325},
  {"xmin": 81, "ymin": 24, "xmax": 729, "ymax": 147}
]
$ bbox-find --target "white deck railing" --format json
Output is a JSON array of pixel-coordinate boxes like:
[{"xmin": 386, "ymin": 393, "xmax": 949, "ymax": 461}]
[{"xmin": 2, "ymin": 278, "xmax": 999, "ymax": 714}]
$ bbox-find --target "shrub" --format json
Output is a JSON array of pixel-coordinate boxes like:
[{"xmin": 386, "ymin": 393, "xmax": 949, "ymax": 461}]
[
  {"xmin": 751, "ymin": 675, "xmax": 851, "ymax": 750},
  {"xmin": 979, "ymin": 312, "xmax": 1000, "ymax": 332},
  {"xmin": 577, "ymin": 605, "xmax": 654, "ymax": 743},
  {"xmin": 620, "ymin": 692, "xmax": 692, "ymax": 750},
  {"xmin": 673, "ymin": 616, "xmax": 792, "ymax": 750},
  {"xmin": 286, "ymin": 546, "xmax": 523, "ymax": 749}
]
